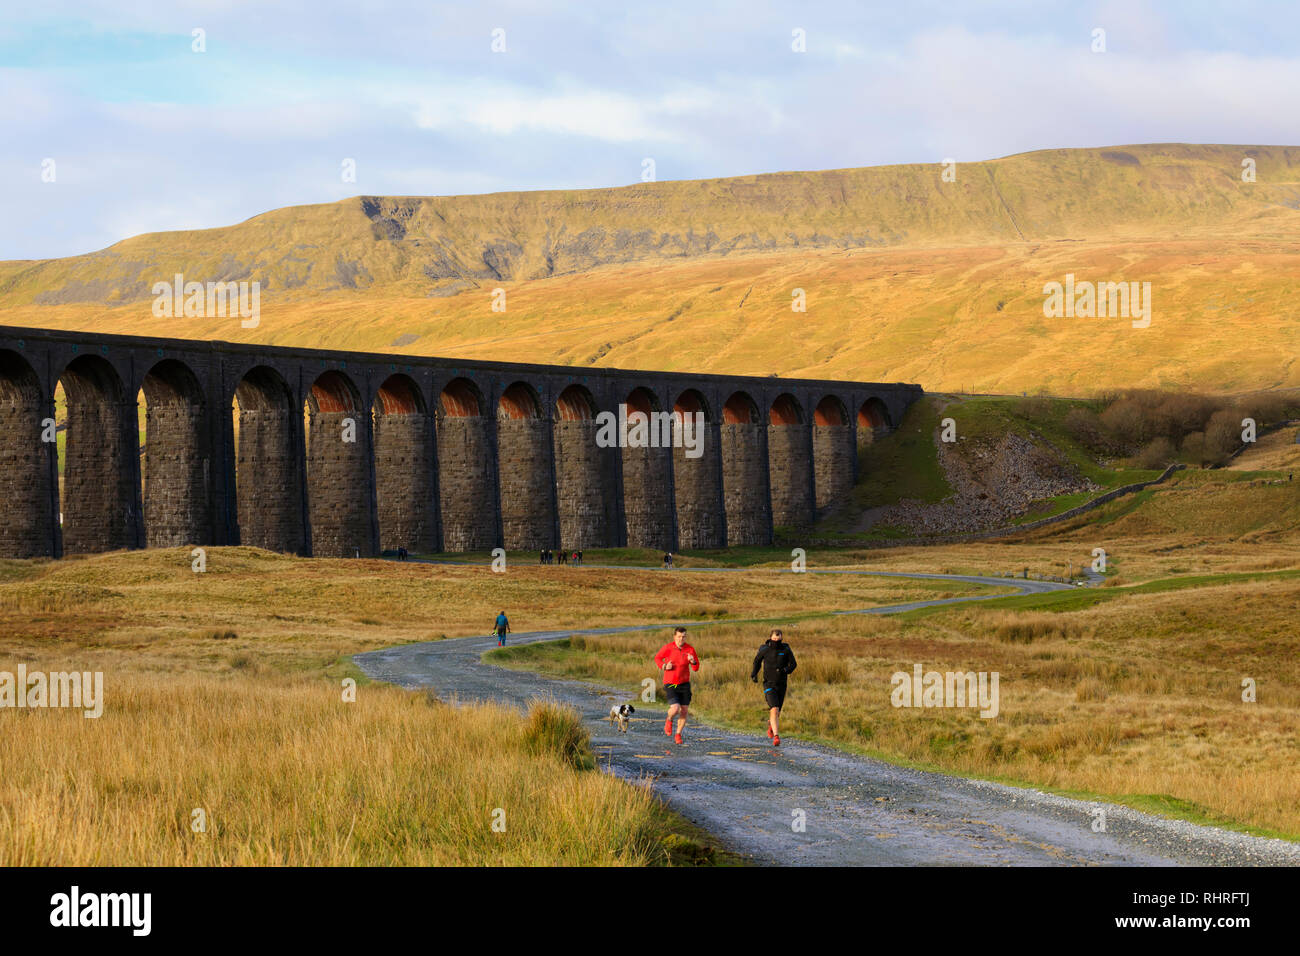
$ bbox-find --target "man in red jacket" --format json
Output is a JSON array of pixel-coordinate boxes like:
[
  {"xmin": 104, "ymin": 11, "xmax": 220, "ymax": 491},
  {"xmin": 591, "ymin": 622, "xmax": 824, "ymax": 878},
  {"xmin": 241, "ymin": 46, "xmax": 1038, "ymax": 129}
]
[{"xmin": 653, "ymin": 626, "xmax": 699, "ymax": 744}]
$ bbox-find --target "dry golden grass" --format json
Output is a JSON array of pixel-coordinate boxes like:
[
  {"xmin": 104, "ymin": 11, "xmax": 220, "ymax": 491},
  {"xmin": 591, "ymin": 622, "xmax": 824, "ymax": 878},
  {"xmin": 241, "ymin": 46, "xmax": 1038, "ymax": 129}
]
[
  {"xmin": 1226, "ymin": 426, "xmax": 1300, "ymax": 472},
  {"xmin": 0, "ymin": 546, "xmax": 980, "ymax": 866},
  {"xmin": 500, "ymin": 576, "xmax": 1300, "ymax": 838},
  {"xmin": 0, "ymin": 673, "xmax": 700, "ymax": 866}
]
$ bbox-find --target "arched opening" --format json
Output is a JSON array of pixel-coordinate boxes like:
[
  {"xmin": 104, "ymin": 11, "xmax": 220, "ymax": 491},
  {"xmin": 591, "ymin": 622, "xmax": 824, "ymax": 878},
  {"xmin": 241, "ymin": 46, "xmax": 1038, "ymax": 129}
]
[
  {"xmin": 436, "ymin": 377, "xmax": 496, "ymax": 551},
  {"xmin": 723, "ymin": 392, "xmax": 757, "ymax": 424},
  {"xmin": 621, "ymin": 386, "xmax": 673, "ymax": 550},
  {"xmin": 304, "ymin": 369, "xmax": 373, "ymax": 558},
  {"xmin": 553, "ymin": 384, "xmax": 613, "ymax": 549},
  {"xmin": 556, "ymin": 384, "xmax": 596, "ymax": 421},
  {"xmin": 496, "ymin": 381, "xmax": 554, "ymax": 550},
  {"xmin": 858, "ymin": 397, "xmax": 891, "ymax": 432},
  {"xmin": 720, "ymin": 390, "xmax": 770, "ymax": 545},
  {"xmin": 767, "ymin": 393, "xmax": 812, "ymax": 530},
  {"xmin": 232, "ymin": 366, "xmax": 303, "ymax": 554},
  {"xmin": 0, "ymin": 350, "xmax": 55, "ymax": 557},
  {"xmin": 440, "ymin": 377, "xmax": 481, "ymax": 418},
  {"xmin": 139, "ymin": 360, "xmax": 210, "ymax": 547},
  {"xmin": 814, "ymin": 396, "xmax": 847, "ymax": 427},
  {"xmin": 813, "ymin": 395, "xmax": 853, "ymax": 511},
  {"xmin": 498, "ymin": 381, "xmax": 541, "ymax": 420},
  {"xmin": 59, "ymin": 355, "xmax": 138, "ymax": 554},
  {"xmin": 769, "ymin": 393, "xmax": 803, "ymax": 426},
  {"xmin": 671, "ymin": 388, "xmax": 722, "ymax": 549},
  {"xmin": 373, "ymin": 374, "xmax": 437, "ymax": 554}
]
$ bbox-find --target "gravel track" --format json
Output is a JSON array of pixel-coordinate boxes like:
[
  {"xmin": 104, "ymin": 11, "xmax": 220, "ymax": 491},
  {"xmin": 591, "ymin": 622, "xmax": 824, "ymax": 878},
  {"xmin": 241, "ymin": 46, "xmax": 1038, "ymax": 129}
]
[{"xmin": 354, "ymin": 567, "xmax": 1299, "ymax": 866}]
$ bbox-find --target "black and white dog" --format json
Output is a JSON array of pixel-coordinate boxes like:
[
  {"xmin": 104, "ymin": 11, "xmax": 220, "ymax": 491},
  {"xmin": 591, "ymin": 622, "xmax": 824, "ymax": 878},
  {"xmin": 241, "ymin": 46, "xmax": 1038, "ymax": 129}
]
[{"xmin": 608, "ymin": 703, "xmax": 636, "ymax": 733}]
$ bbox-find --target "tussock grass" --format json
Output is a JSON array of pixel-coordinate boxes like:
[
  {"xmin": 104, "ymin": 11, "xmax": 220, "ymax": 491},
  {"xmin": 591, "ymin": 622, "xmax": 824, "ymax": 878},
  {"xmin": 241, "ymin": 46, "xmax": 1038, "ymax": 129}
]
[{"xmin": 0, "ymin": 673, "xmax": 697, "ymax": 865}]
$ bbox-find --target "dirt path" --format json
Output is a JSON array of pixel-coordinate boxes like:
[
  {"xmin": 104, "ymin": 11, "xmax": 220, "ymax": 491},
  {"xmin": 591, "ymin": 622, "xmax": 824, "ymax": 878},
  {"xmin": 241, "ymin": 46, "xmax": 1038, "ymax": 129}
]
[{"xmin": 354, "ymin": 569, "xmax": 1299, "ymax": 866}]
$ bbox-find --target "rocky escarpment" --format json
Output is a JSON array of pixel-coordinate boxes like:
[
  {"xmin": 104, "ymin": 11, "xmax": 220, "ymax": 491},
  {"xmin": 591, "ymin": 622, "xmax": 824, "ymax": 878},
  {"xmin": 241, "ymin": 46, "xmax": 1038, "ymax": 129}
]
[{"xmin": 874, "ymin": 432, "xmax": 1098, "ymax": 536}]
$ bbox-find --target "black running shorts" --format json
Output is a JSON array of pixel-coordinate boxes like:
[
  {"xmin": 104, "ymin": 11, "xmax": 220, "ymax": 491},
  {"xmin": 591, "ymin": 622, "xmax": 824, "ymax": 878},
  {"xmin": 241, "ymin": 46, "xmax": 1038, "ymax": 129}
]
[
  {"xmin": 665, "ymin": 682, "xmax": 692, "ymax": 706},
  {"xmin": 763, "ymin": 683, "xmax": 786, "ymax": 709}
]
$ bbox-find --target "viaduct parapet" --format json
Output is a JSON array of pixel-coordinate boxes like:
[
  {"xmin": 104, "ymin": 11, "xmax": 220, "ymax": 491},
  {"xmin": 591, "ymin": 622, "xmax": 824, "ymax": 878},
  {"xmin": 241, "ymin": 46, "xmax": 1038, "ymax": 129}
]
[{"xmin": 0, "ymin": 326, "xmax": 921, "ymax": 559}]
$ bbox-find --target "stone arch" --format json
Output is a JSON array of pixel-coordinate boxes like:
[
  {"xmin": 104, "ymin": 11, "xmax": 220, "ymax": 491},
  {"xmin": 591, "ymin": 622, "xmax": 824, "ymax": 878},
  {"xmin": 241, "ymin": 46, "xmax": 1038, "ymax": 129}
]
[
  {"xmin": 0, "ymin": 349, "xmax": 55, "ymax": 557},
  {"xmin": 497, "ymin": 381, "xmax": 542, "ymax": 420},
  {"xmin": 553, "ymin": 384, "xmax": 613, "ymax": 549},
  {"xmin": 440, "ymin": 377, "xmax": 482, "ymax": 418},
  {"xmin": 723, "ymin": 391, "xmax": 758, "ymax": 424},
  {"xmin": 767, "ymin": 392, "xmax": 812, "ymax": 530},
  {"xmin": 496, "ymin": 381, "xmax": 554, "ymax": 550},
  {"xmin": 555, "ymin": 383, "xmax": 597, "ymax": 421},
  {"xmin": 769, "ymin": 393, "xmax": 804, "ymax": 426},
  {"xmin": 304, "ymin": 369, "xmax": 373, "ymax": 557},
  {"xmin": 814, "ymin": 395, "xmax": 848, "ymax": 427},
  {"xmin": 672, "ymin": 388, "xmax": 722, "ymax": 549},
  {"xmin": 437, "ymin": 377, "xmax": 496, "ymax": 551},
  {"xmin": 813, "ymin": 394, "xmax": 853, "ymax": 511},
  {"xmin": 720, "ymin": 390, "xmax": 770, "ymax": 545},
  {"xmin": 372, "ymin": 373, "xmax": 437, "ymax": 554},
  {"xmin": 858, "ymin": 396, "xmax": 892, "ymax": 433},
  {"xmin": 621, "ymin": 386, "xmax": 673, "ymax": 550},
  {"xmin": 232, "ymin": 365, "xmax": 303, "ymax": 554},
  {"xmin": 58, "ymin": 354, "xmax": 139, "ymax": 554},
  {"xmin": 138, "ymin": 359, "xmax": 211, "ymax": 548}
]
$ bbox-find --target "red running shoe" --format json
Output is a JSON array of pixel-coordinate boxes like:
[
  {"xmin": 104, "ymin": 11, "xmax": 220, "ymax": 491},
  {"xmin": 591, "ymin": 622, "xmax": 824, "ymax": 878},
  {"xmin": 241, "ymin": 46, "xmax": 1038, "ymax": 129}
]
[
  {"xmin": 674, "ymin": 732, "xmax": 683, "ymax": 745},
  {"xmin": 663, "ymin": 716, "xmax": 673, "ymax": 736},
  {"xmin": 766, "ymin": 725, "xmax": 774, "ymax": 739},
  {"xmin": 773, "ymin": 735, "xmax": 780, "ymax": 747}
]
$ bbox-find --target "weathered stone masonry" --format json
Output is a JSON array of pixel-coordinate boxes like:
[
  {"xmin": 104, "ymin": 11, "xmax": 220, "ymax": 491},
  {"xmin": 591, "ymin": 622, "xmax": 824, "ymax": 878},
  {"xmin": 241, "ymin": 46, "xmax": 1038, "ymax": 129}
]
[{"xmin": 0, "ymin": 325, "xmax": 920, "ymax": 558}]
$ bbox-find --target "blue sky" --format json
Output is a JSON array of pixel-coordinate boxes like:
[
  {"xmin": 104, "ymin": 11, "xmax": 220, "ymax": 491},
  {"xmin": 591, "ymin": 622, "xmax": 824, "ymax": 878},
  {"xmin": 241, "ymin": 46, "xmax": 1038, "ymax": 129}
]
[{"xmin": 2, "ymin": 0, "xmax": 1299, "ymax": 259}]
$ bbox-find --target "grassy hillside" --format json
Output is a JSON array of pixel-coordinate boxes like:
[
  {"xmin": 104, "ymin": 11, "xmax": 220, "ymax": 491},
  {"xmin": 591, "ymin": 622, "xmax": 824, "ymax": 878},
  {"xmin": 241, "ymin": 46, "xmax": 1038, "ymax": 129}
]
[
  {"xmin": 3, "ymin": 144, "xmax": 1300, "ymax": 393},
  {"xmin": 819, "ymin": 390, "xmax": 1298, "ymax": 540}
]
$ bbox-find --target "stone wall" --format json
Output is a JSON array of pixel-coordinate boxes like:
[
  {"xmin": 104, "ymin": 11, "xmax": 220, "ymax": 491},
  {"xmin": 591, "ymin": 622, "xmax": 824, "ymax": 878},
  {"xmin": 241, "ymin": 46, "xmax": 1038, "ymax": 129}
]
[
  {"xmin": 768, "ymin": 424, "xmax": 813, "ymax": 530},
  {"xmin": 236, "ymin": 405, "xmax": 304, "ymax": 554},
  {"xmin": 814, "ymin": 423, "xmax": 854, "ymax": 512},
  {"xmin": 622, "ymin": 443, "xmax": 674, "ymax": 550},
  {"xmin": 497, "ymin": 418, "xmax": 555, "ymax": 550},
  {"xmin": 373, "ymin": 411, "xmax": 438, "ymax": 553},
  {"xmin": 721, "ymin": 422, "xmax": 770, "ymax": 545},
  {"xmin": 305, "ymin": 410, "xmax": 374, "ymax": 557},
  {"xmin": 143, "ymin": 400, "xmax": 211, "ymax": 547},
  {"xmin": 437, "ymin": 417, "xmax": 497, "ymax": 551},
  {"xmin": 63, "ymin": 397, "xmax": 136, "ymax": 555},
  {"xmin": 553, "ymin": 419, "xmax": 614, "ymax": 549},
  {"xmin": 673, "ymin": 422, "xmax": 725, "ymax": 549},
  {"xmin": 0, "ymin": 363, "xmax": 53, "ymax": 558}
]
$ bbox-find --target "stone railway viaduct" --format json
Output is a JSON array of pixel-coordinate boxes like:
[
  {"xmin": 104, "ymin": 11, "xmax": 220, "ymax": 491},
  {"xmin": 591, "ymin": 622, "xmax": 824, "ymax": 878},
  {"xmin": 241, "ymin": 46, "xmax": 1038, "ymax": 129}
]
[{"xmin": 0, "ymin": 325, "xmax": 921, "ymax": 560}]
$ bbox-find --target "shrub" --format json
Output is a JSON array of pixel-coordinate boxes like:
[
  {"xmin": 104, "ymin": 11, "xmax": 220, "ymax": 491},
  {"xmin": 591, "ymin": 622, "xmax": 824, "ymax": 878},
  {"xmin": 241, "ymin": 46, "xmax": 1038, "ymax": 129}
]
[
  {"xmin": 523, "ymin": 699, "xmax": 593, "ymax": 770},
  {"xmin": 1136, "ymin": 436, "xmax": 1176, "ymax": 470}
]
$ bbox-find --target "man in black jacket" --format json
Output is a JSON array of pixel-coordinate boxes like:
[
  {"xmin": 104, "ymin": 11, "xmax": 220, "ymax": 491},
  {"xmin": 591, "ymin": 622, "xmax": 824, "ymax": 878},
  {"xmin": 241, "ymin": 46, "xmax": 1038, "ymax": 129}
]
[{"xmin": 751, "ymin": 628, "xmax": 797, "ymax": 746}]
